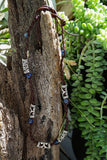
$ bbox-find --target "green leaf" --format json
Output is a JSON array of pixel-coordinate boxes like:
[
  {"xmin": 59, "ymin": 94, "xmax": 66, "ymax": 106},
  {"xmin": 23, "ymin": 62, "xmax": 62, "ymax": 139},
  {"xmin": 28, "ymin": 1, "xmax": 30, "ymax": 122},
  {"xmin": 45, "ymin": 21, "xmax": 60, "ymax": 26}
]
[
  {"xmin": 103, "ymin": 105, "xmax": 107, "ymax": 109},
  {"xmin": 95, "ymin": 87, "xmax": 103, "ymax": 92},
  {"xmin": 95, "ymin": 68, "xmax": 104, "ymax": 72},
  {"xmin": 99, "ymin": 147, "xmax": 107, "ymax": 155},
  {"xmin": 79, "ymin": 122, "xmax": 90, "ymax": 129},
  {"xmin": 85, "ymin": 78, "xmax": 92, "ymax": 82},
  {"xmin": 89, "ymin": 99, "xmax": 99, "ymax": 106},
  {"xmin": 96, "ymin": 75, "xmax": 103, "ymax": 79},
  {"xmin": 95, "ymin": 56, "xmax": 103, "ymax": 61},
  {"xmin": 78, "ymin": 94, "xmax": 85, "ymax": 99},
  {"xmin": 86, "ymin": 68, "xmax": 95, "ymax": 72},
  {"xmin": 78, "ymin": 116, "xmax": 86, "ymax": 122},
  {"xmin": 87, "ymin": 115, "xmax": 95, "ymax": 123},
  {"xmin": 91, "ymin": 110, "xmax": 100, "ymax": 117},
  {"xmin": 85, "ymin": 94, "xmax": 92, "ymax": 99},
  {"xmin": 79, "ymin": 65, "xmax": 85, "ymax": 69},
  {"xmin": 94, "ymin": 62, "xmax": 102, "ymax": 68},
  {"xmin": 85, "ymin": 50, "xmax": 93, "ymax": 54},
  {"xmin": 96, "ymin": 140, "xmax": 104, "ymax": 147},
  {"xmin": 72, "ymin": 80, "xmax": 80, "ymax": 87},
  {"xmin": 88, "ymin": 106, "xmax": 93, "ymax": 112},
  {"xmin": 81, "ymin": 87, "xmax": 88, "ymax": 93},
  {"xmin": 84, "ymin": 111, "xmax": 89, "ymax": 116},
  {"xmin": 92, "ymin": 84, "xmax": 97, "ymax": 89},
  {"xmin": 81, "ymin": 100, "xmax": 89, "ymax": 106},
  {"xmin": 101, "ymin": 91, "xmax": 107, "ymax": 96},
  {"xmin": 102, "ymin": 116, "xmax": 107, "ymax": 120},
  {"xmin": 93, "ymin": 72, "xmax": 99, "ymax": 77},
  {"xmin": 94, "ymin": 49, "xmax": 103, "ymax": 53},
  {"xmin": 85, "ymin": 62, "xmax": 93, "ymax": 66},
  {"xmin": 85, "ymin": 84, "xmax": 91, "ymax": 89},
  {"xmin": 86, "ymin": 73, "xmax": 92, "ymax": 77},
  {"xmin": 89, "ymin": 89, "xmax": 95, "ymax": 94},
  {"xmin": 93, "ymin": 81, "xmax": 103, "ymax": 86},
  {"xmin": 87, "ymin": 23, "xmax": 93, "ymax": 31},
  {"xmin": 0, "ymin": 8, "xmax": 8, "ymax": 13},
  {"xmin": 84, "ymin": 56, "xmax": 93, "ymax": 61},
  {"xmin": 82, "ymin": 129, "xmax": 90, "ymax": 136}
]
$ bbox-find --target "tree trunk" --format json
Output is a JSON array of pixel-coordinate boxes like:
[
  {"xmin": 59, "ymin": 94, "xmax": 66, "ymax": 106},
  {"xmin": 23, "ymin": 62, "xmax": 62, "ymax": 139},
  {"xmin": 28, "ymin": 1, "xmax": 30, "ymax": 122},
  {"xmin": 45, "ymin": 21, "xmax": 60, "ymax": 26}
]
[{"xmin": 0, "ymin": 0, "xmax": 62, "ymax": 160}]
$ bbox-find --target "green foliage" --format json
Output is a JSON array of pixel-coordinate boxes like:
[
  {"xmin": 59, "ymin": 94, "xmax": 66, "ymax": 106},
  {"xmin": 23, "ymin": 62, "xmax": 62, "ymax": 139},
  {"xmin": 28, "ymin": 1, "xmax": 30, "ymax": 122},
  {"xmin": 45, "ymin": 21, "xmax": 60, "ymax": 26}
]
[
  {"xmin": 61, "ymin": 0, "xmax": 107, "ymax": 159},
  {"xmin": 0, "ymin": 0, "xmax": 10, "ymax": 65}
]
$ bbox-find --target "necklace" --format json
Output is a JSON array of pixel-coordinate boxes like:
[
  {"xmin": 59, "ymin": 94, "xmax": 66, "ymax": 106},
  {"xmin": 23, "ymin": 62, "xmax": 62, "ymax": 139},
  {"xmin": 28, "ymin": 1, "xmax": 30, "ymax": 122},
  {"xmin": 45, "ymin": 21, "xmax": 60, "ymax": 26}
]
[{"xmin": 22, "ymin": 5, "xmax": 70, "ymax": 149}]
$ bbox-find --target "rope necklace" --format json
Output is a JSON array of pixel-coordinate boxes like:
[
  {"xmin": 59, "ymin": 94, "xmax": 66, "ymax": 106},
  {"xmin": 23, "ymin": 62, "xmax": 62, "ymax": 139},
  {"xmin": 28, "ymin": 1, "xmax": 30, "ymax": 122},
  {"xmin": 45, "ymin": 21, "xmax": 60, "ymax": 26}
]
[{"xmin": 22, "ymin": 5, "xmax": 70, "ymax": 149}]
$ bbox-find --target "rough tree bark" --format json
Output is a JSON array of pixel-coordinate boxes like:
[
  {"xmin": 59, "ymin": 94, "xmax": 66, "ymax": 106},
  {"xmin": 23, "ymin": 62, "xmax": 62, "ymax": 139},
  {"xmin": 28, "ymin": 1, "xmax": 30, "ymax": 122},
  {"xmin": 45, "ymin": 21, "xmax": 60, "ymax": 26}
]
[{"xmin": 0, "ymin": 0, "xmax": 62, "ymax": 160}]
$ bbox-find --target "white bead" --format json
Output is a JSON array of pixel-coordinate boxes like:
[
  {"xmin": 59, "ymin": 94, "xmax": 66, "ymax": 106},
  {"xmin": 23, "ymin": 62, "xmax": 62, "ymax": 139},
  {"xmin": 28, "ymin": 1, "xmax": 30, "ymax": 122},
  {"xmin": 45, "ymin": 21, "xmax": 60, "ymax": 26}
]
[
  {"xmin": 22, "ymin": 59, "xmax": 30, "ymax": 74},
  {"xmin": 37, "ymin": 142, "xmax": 51, "ymax": 149},
  {"xmin": 61, "ymin": 85, "xmax": 68, "ymax": 99}
]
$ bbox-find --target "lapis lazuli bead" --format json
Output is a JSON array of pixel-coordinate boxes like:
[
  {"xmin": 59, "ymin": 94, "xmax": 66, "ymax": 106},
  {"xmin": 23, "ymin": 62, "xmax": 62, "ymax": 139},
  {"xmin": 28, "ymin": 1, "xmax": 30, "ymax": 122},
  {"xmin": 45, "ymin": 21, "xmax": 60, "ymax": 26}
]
[
  {"xmin": 26, "ymin": 73, "xmax": 32, "ymax": 79},
  {"xmin": 24, "ymin": 32, "xmax": 28, "ymax": 38},
  {"xmin": 54, "ymin": 140, "xmax": 59, "ymax": 145},
  {"xmin": 64, "ymin": 98, "xmax": 69, "ymax": 104},
  {"xmin": 62, "ymin": 50, "xmax": 67, "ymax": 56},
  {"xmin": 28, "ymin": 118, "xmax": 33, "ymax": 124}
]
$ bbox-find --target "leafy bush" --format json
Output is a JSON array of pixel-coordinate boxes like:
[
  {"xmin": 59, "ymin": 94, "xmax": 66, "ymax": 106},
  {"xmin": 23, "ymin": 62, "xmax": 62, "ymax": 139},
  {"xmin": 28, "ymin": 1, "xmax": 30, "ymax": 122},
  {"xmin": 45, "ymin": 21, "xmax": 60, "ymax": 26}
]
[
  {"xmin": 62, "ymin": 0, "xmax": 107, "ymax": 159},
  {"xmin": 0, "ymin": 0, "xmax": 10, "ymax": 65}
]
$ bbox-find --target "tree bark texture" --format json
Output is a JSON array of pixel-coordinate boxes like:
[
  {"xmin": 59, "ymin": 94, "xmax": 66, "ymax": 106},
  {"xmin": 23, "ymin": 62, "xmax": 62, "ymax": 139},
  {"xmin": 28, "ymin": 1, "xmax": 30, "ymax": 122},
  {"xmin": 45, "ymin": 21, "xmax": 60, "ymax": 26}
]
[{"xmin": 0, "ymin": 0, "xmax": 62, "ymax": 160}]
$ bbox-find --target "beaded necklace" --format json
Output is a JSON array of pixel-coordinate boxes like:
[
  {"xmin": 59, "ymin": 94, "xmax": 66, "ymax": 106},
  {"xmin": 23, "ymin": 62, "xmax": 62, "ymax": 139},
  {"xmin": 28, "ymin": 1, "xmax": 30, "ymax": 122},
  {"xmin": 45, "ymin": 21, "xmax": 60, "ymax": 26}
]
[{"xmin": 22, "ymin": 5, "xmax": 70, "ymax": 149}]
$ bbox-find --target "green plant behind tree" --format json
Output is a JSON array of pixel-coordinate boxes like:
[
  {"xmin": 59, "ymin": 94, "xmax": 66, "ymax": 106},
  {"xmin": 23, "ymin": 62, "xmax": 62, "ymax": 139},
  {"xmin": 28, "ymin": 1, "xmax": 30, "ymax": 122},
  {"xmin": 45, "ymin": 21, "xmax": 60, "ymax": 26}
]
[
  {"xmin": 0, "ymin": 0, "xmax": 10, "ymax": 65},
  {"xmin": 60, "ymin": 0, "xmax": 107, "ymax": 159}
]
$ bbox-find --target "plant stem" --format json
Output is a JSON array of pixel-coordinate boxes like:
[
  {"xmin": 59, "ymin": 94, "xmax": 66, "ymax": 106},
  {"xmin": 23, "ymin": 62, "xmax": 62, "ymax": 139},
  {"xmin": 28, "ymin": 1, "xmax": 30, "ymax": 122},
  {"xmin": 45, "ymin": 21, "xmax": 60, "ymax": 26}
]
[
  {"xmin": 70, "ymin": 100, "xmax": 95, "ymax": 128},
  {"xmin": 78, "ymin": 40, "xmax": 93, "ymax": 67},
  {"xmin": 100, "ymin": 94, "xmax": 107, "ymax": 119}
]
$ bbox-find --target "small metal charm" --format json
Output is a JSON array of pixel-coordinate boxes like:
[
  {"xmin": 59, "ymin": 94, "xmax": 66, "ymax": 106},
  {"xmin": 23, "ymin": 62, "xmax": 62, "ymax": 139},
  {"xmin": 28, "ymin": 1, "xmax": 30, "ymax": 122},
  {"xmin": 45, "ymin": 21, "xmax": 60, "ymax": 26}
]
[
  {"xmin": 22, "ymin": 59, "xmax": 30, "ymax": 74},
  {"xmin": 29, "ymin": 104, "xmax": 36, "ymax": 118},
  {"xmin": 58, "ymin": 130, "xmax": 67, "ymax": 143},
  {"xmin": 37, "ymin": 142, "xmax": 51, "ymax": 149},
  {"xmin": 61, "ymin": 85, "xmax": 69, "ymax": 99}
]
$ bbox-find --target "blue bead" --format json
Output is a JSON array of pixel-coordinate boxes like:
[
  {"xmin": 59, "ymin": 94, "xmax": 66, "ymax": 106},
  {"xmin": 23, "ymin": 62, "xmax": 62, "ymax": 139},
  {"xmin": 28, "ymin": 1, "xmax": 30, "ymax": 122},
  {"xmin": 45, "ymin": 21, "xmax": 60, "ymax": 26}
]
[
  {"xmin": 26, "ymin": 73, "xmax": 32, "ymax": 79},
  {"xmin": 54, "ymin": 140, "xmax": 59, "ymax": 145},
  {"xmin": 62, "ymin": 50, "xmax": 67, "ymax": 55},
  {"xmin": 64, "ymin": 98, "xmax": 69, "ymax": 104},
  {"xmin": 28, "ymin": 118, "xmax": 33, "ymax": 124},
  {"xmin": 24, "ymin": 32, "xmax": 28, "ymax": 38}
]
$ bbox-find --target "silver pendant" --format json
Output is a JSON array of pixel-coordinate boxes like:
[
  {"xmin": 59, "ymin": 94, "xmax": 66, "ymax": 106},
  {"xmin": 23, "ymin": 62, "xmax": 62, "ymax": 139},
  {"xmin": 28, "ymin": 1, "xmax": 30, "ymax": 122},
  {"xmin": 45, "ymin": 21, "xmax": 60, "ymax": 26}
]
[
  {"xmin": 61, "ymin": 85, "xmax": 68, "ymax": 99},
  {"xmin": 29, "ymin": 104, "xmax": 36, "ymax": 118},
  {"xmin": 22, "ymin": 59, "xmax": 30, "ymax": 74},
  {"xmin": 58, "ymin": 130, "xmax": 67, "ymax": 142},
  {"xmin": 37, "ymin": 142, "xmax": 51, "ymax": 149}
]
